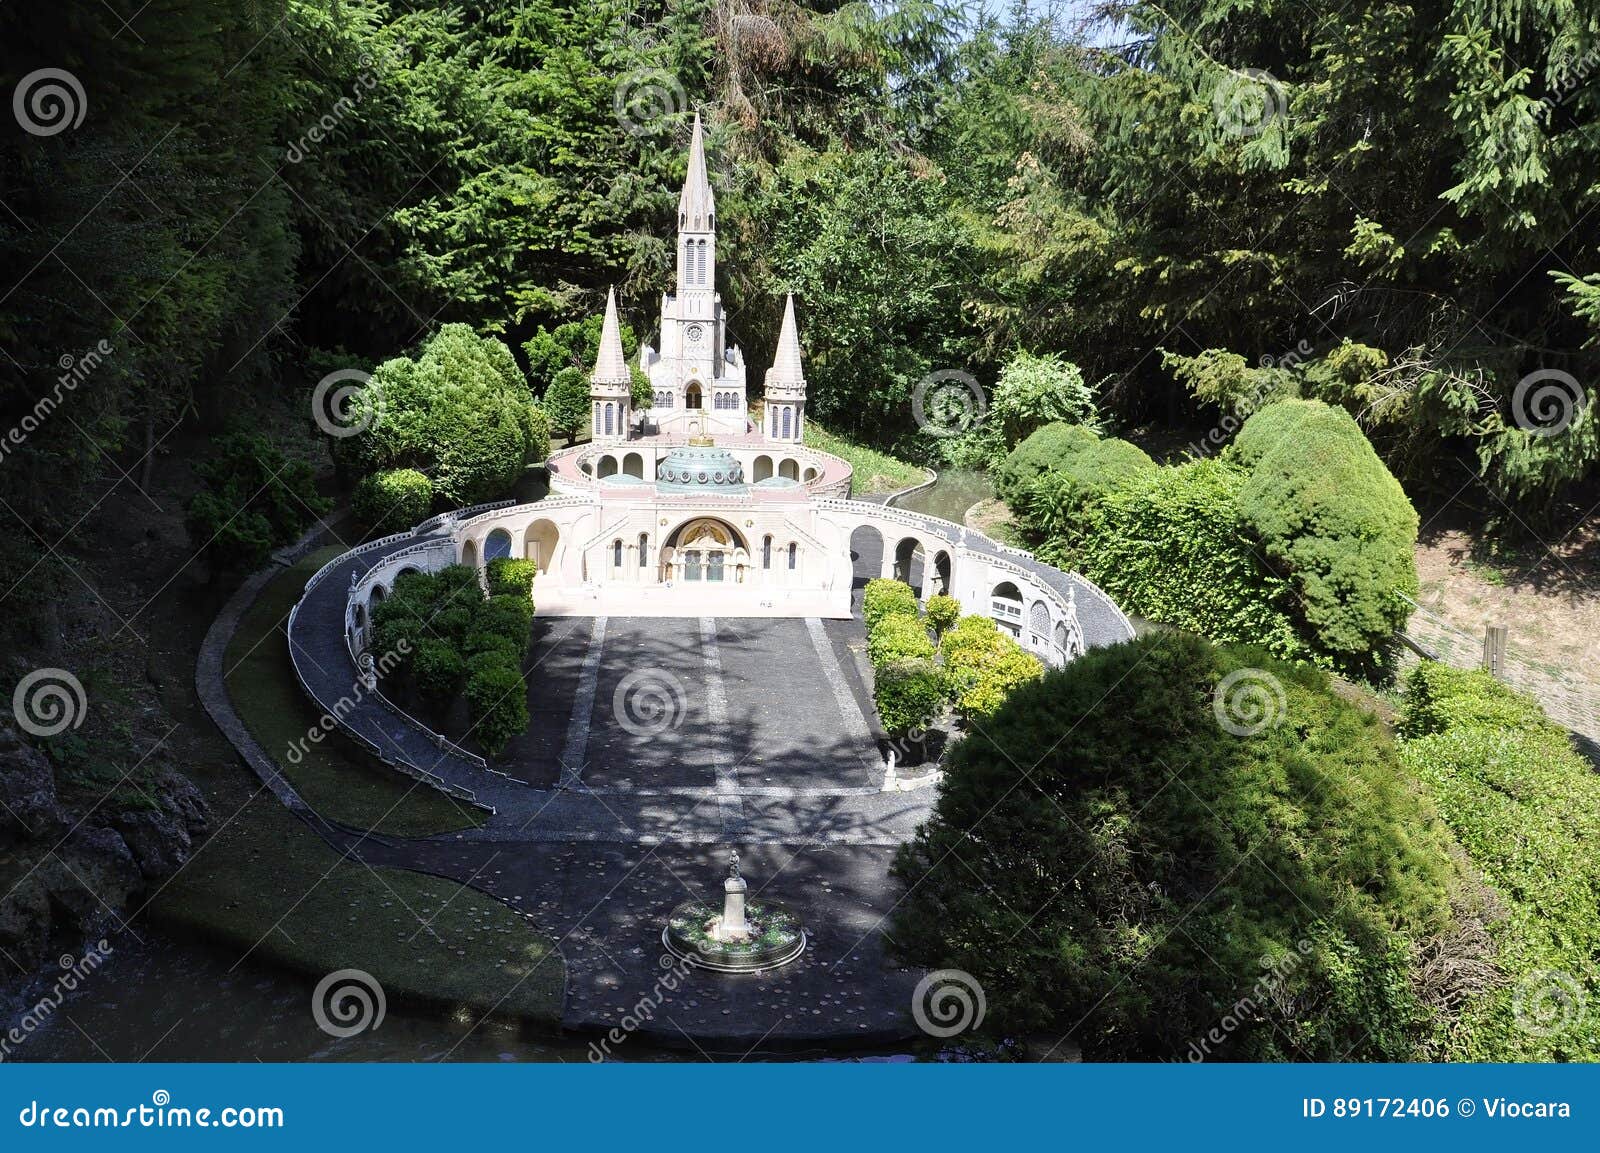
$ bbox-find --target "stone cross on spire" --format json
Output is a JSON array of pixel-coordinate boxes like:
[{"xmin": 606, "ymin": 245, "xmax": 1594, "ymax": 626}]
[
  {"xmin": 591, "ymin": 286, "xmax": 630, "ymax": 385},
  {"xmin": 678, "ymin": 112, "xmax": 715, "ymax": 231}
]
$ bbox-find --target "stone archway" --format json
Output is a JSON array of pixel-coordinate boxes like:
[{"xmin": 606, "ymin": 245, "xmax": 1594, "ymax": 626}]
[
  {"xmin": 662, "ymin": 516, "xmax": 747, "ymax": 585},
  {"xmin": 623, "ymin": 452, "xmax": 644, "ymax": 478},
  {"xmin": 849, "ymin": 524, "xmax": 884, "ymax": 590},
  {"xmin": 753, "ymin": 455, "xmax": 774, "ymax": 482},
  {"xmin": 932, "ymin": 550, "xmax": 952, "ymax": 596},
  {"xmin": 523, "ymin": 519, "xmax": 559, "ymax": 574},
  {"xmin": 685, "ymin": 382, "xmax": 703, "ymax": 410},
  {"xmin": 597, "ymin": 455, "xmax": 618, "ymax": 478},
  {"xmin": 486, "ymin": 528, "xmax": 513, "ymax": 562},
  {"xmin": 991, "ymin": 581, "xmax": 1023, "ymax": 634},
  {"xmin": 893, "ymin": 537, "xmax": 926, "ymax": 589},
  {"xmin": 778, "ymin": 458, "xmax": 799, "ymax": 481},
  {"xmin": 460, "ymin": 537, "xmax": 479, "ymax": 569}
]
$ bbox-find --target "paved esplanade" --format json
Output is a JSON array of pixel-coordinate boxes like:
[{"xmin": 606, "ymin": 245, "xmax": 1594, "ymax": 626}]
[{"xmin": 287, "ymin": 527, "xmax": 933, "ymax": 1044}]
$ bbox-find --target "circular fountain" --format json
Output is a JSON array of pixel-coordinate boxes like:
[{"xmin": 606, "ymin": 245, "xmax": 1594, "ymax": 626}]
[{"xmin": 662, "ymin": 852, "xmax": 807, "ymax": 972}]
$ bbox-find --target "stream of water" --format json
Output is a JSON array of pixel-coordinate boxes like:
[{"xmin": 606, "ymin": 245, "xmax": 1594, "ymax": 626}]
[{"xmin": 893, "ymin": 468, "xmax": 994, "ymax": 522}]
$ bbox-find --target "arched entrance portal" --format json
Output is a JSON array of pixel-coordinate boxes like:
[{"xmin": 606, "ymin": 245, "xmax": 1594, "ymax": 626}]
[
  {"xmin": 485, "ymin": 528, "xmax": 513, "ymax": 562},
  {"xmin": 893, "ymin": 537, "xmax": 926, "ymax": 591},
  {"xmin": 932, "ymin": 550, "xmax": 952, "ymax": 596},
  {"xmin": 662, "ymin": 517, "xmax": 747, "ymax": 585},
  {"xmin": 523, "ymin": 519, "xmax": 559, "ymax": 575},
  {"xmin": 848, "ymin": 524, "xmax": 884, "ymax": 591}
]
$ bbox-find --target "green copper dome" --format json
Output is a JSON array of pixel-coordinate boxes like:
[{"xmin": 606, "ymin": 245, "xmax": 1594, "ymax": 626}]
[{"xmin": 656, "ymin": 445, "xmax": 747, "ymax": 492}]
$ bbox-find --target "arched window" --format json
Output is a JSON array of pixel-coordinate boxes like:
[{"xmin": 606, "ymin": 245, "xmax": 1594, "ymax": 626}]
[
  {"xmin": 638, "ymin": 533, "xmax": 649, "ymax": 567},
  {"xmin": 781, "ymin": 407, "xmax": 792, "ymax": 438},
  {"xmin": 612, "ymin": 540, "xmax": 623, "ymax": 568},
  {"xmin": 696, "ymin": 239, "xmax": 708, "ymax": 284},
  {"xmin": 604, "ymin": 403, "xmax": 614, "ymax": 435},
  {"xmin": 787, "ymin": 542, "xmax": 797, "ymax": 570},
  {"xmin": 762, "ymin": 535, "xmax": 772, "ymax": 570}
]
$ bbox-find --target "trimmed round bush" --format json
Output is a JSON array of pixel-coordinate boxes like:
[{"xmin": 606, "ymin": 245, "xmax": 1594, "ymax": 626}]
[
  {"xmin": 1018, "ymin": 435, "xmax": 1155, "ymax": 547},
  {"xmin": 1229, "ymin": 399, "xmax": 1419, "ymax": 669},
  {"xmin": 995, "ymin": 421, "xmax": 1100, "ymax": 508},
  {"xmin": 412, "ymin": 637, "xmax": 466, "ymax": 703},
  {"xmin": 874, "ymin": 657, "xmax": 945, "ymax": 738},
  {"xmin": 892, "ymin": 633, "xmax": 1457, "ymax": 1059},
  {"xmin": 353, "ymin": 468, "xmax": 433, "ymax": 534},
  {"xmin": 863, "ymin": 578, "xmax": 920, "ymax": 631},
  {"xmin": 464, "ymin": 652, "xmax": 529, "ymax": 758},
  {"xmin": 486, "ymin": 556, "xmax": 537, "ymax": 599},
  {"xmin": 867, "ymin": 613, "xmax": 936, "ymax": 666},
  {"xmin": 938, "ymin": 614, "xmax": 1043, "ymax": 719},
  {"xmin": 923, "ymin": 594, "xmax": 960, "ymax": 636}
]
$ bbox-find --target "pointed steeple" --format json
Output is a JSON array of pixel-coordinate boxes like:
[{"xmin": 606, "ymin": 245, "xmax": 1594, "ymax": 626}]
[
  {"xmin": 678, "ymin": 112, "xmax": 715, "ymax": 231},
  {"xmin": 766, "ymin": 294, "xmax": 805, "ymax": 387},
  {"xmin": 591, "ymin": 287, "xmax": 630, "ymax": 384}
]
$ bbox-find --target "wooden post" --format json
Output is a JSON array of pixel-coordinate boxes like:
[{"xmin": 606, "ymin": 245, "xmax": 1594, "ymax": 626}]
[{"xmin": 1482, "ymin": 624, "xmax": 1508, "ymax": 679}]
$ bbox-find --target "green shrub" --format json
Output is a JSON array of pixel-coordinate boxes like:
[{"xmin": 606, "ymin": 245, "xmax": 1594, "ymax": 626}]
[
  {"xmin": 1078, "ymin": 459, "xmax": 1307, "ymax": 660},
  {"xmin": 335, "ymin": 325, "xmax": 538, "ymax": 504},
  {"xmin": 412, "ymin": 638, "xmax": 466, "ymax": 703},
  {"xmin": 464, "ymin": 653, "xmax": 529, "ymax": 758},
  {"xmin": 485, "ymin": 557, "xmax": 537, "ymax": 599},
  {"xmin": 990, "ymin": 351, "xmax": 1098, "ymax": 446},
  {"xmin": 1396, "ymin": 662, "xmax": 1600, "ymax": 1060},
  {"xmin": 874, "ymin": 657, "xmax": 946, "ymax": 738},
  {"xmin": 1229, "ymin": 399, "xmax": 1419, "ymax": 669},
  {"xmin": 543, "ymin": 366, "xmax": 590, "ymax": 444},
  {"xmin": 923, "ymin": 594, "xmax": 960, "ymax": 636},
  {"xmin": 893, "ymin": 634, "xmax": 1456, "ymax": 1059},
  {"xmin": 994, "ymin": 421, "xmax": 1099, "ymax": 508},
  {"xmin": 186, "ymin": 432, "xmax": 329, "ymax": 574},
  {"xmin": 526, "ymin": 402, "xmax": 551, "ymax": 460},
  {"xmin": 1397, "ymin": 662, "xmax": 1559, "ymax": 742},
  {"xmin": 939, "ymin": 615, "xmax": 1043, "ymax": 719},
  {"xmin": 1016, "ymin": 435, "xmax": 1154, "ymax": 548},
  {"xmin": 863, "ymin": 578, "xmax": 920, "ymax": 630},
  {"xmin": 353, "ymin": 468, "xmax": 433, "ymax": 534},
  {"xmin": 867, "ymin": 614, "xmax": 936, "ymax": 666}
]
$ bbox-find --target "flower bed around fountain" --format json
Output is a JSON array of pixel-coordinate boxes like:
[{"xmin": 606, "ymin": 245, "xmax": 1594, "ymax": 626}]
[{"xmin": 662, "ymin": 898, "xmax": 807, "ymax": 972}]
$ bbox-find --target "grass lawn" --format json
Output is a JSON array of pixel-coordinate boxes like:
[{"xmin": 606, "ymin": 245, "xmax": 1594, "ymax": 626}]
[
  {"xmin": 804, "ymin": 422, "xmax": 927, "ymax": 497},
  {"xmin": 148, "ymin": 794, "xmax": 563, "ymax": 1028},
  {"xmin": 224, "ymin": 546, "xmax": 486, "ymax": 837}
]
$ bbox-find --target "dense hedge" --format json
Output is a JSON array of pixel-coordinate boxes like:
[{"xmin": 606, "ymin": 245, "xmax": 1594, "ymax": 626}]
[
  {"xmin": 368, "ymin": 563, "xmax": 533, "ymax": 758},
  {"xmin": 1397, "ymin": 663, "xmax": 1600, "ymax": 1060},
  {"xmin": 353, "ymin": 468, "xmax": 433, "ymax": 534},
  {"xmin": 1078, "ymin": 459, "xmax": 1307, "ymax": 660},
  {"xmin": 874, "ymin": 657, "xmax": 945, "ymax": 739},
  {"xmin": 1229, "ymin": 400, "xmax": 1418, "ymax": 668},
  {"xmin": 938, "ymin": 615, "xmax": 1043, "ymax": 720},
  {"xmin": 867, "ymin": 613, "xmax": 936, "ymax": 666},
  {"xmin": 486, "ymin": 557, "xmax": 537, "ymax": 599},
  {"xmin": 994, "ymin": 422, "xmax": 1100, "ymax": 508},
  {"xmin": 893, "ymin": 633, "xmax": 1458, "ymax": 1059}
]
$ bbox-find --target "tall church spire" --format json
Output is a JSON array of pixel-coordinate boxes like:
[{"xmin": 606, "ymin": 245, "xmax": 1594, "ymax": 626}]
[
  {"xmin": 767, "ymin": 294, "xmax": 804, "ymax": 386},
  {"xmin": 591, "ymin": 287, "xmax": 630, "ymax": 384},
  {"xmin": 678, "ymin": 112, "xmax": 715, "ymax": 231}
]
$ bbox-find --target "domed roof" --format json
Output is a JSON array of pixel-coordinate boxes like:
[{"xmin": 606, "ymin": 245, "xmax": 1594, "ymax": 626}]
[{"xmin": 655, "ymin": 445, "xmax": 747, "ymax": 492}]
